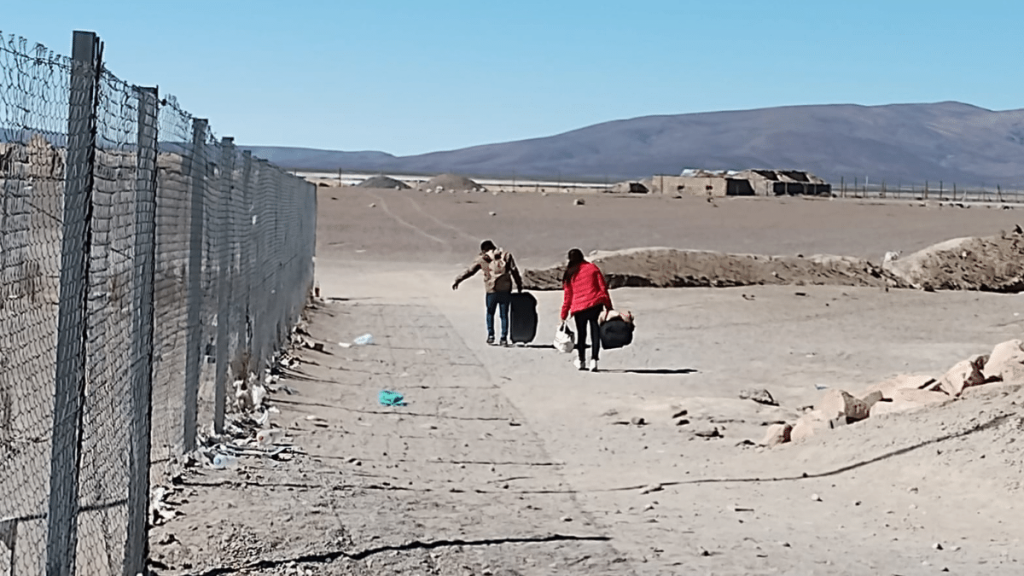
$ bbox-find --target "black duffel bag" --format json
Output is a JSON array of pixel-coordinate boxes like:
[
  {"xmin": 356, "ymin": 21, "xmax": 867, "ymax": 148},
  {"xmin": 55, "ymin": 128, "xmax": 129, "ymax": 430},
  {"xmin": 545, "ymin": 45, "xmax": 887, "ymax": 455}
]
[{"xmin": 599, "ymin": 317, "xmax": 634, "ymax": 350}]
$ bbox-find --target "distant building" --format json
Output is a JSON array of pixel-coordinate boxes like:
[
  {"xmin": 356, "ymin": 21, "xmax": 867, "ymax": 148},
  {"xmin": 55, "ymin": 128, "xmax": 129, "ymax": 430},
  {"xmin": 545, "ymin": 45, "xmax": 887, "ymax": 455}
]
[{"xmin": 645, "ymin": 168, "xmax": 831, "ymax": 197}]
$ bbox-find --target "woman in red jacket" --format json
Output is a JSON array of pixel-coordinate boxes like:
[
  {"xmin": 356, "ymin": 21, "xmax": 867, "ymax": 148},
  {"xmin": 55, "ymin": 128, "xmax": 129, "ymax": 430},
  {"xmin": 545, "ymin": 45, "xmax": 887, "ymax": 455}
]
[{"xmin": 560, "ymin": 248, "xmax": 613, "ymax": 372}]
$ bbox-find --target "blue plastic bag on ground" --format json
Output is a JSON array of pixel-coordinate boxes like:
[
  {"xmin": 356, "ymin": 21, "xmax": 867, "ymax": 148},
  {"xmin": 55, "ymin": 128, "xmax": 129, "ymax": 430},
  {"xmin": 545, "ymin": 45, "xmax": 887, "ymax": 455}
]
[{"xmin": 378, "ymin": 390, "xmax": 406, "ymax": 406}]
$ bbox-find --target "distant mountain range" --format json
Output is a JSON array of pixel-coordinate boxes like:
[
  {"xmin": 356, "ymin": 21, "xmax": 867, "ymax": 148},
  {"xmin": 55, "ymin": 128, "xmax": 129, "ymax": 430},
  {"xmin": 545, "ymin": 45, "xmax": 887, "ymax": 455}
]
[{"xmin": 241, "ymin": 102, "xmax": 1024, "ymax": 185}]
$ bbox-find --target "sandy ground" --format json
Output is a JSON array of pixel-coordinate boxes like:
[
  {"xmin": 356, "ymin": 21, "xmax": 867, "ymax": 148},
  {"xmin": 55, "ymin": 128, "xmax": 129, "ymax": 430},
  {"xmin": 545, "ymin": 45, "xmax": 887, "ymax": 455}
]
[{"xmin": 150, "ymin": 187, "xmax": 1024, "ymax": 575}]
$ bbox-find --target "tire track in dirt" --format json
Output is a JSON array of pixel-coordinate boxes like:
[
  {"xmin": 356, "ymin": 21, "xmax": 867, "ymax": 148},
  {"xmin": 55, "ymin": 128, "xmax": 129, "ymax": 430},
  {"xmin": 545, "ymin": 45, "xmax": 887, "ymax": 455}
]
[
  {"xmin": 370, "ymin": 193, "xmax": 451, "ymax": 249},
  {"xmin": 406, "ymin": 196, "xmax": 479, "ymax": 243}
]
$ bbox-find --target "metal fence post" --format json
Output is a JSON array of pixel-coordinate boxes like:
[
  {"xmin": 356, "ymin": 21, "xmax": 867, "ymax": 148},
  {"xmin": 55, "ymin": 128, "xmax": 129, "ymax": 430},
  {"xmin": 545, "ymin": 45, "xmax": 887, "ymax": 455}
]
[
  {"xmin": 47, "ymin": 30, "xmax": 101, "ymax": 576},
  {"xmin": 183, "ymin": 118, "xmax": 208, "ymax": 452},
  {"xmin": 124, "ymin": 85, "xmax": 159, "ymax": 576},
  {"xmin": 237, "ymin": 151, "xmax": 253, "ymax": 376},
  {"xmin": 214, "ymin": 137, "xmax": 235, "ymax": 433}
]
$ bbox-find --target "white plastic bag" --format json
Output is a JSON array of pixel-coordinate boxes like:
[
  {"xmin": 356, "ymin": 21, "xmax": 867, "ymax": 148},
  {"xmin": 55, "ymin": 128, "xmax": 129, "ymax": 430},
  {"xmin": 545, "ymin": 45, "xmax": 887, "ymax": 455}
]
[{"xmin": 553, "ymin": 322, "xmax": 575, "ymax": 354}]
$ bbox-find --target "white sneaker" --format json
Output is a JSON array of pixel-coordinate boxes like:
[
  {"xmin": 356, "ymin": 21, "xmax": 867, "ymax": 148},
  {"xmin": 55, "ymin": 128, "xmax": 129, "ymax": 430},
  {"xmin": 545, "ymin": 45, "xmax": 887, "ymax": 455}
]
[
  {"xmin": 573, "ymin": 357, "xmax": 583, "ymax": 370},
  {"xmin": 588, "ymin": 359, "xmax": 599, "ymax": 372}
]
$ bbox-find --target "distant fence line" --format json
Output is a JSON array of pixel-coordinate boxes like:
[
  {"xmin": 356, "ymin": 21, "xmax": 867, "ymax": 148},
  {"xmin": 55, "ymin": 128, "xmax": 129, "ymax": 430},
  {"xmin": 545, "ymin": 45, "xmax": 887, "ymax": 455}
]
[
  {"xmin": 0, "ymin": 30, "xmax": 316, "ymax": 574},
  {"xmin": 825, "ymin": 177, "xmax": 1024, "ymax": 203}
]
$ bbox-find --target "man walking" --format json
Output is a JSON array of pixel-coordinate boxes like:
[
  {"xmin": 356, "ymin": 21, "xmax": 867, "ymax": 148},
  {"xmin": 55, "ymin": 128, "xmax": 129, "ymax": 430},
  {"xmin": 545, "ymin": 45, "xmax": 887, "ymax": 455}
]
[{"xmin": 453, "ymin": 240, "xmax": 523, "ymax": 346}]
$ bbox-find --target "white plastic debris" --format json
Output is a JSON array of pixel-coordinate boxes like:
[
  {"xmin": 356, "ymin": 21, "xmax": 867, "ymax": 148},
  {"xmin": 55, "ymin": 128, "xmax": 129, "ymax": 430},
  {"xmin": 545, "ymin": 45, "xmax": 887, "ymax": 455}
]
[
  {"xmin": 353, "ymin": 334, "xmax": 374, "ymax": 346},
  {"xmin": 211, "ymin": 454, "xmax": 238, "ymax": 469},
  {"xmin": 256, "ymin": 429, "xmax": 284, "ymax": 447},
  {"xmin": 251, "ymin": 384, "xmax": 267, "ymax": 407}
]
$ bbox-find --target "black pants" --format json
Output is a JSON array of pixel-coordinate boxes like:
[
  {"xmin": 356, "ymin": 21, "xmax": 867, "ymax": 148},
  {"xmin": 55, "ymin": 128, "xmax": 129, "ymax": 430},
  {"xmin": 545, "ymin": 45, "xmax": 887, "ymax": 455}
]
[{"xmin": 573, "ymin": 304, "xmax": 604, "ymax": 363}]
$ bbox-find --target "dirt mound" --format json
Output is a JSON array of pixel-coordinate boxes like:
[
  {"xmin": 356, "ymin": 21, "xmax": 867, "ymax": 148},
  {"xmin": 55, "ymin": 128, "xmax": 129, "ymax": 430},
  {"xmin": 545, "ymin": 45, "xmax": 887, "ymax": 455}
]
[
  {"xmin": 523, "ymin": 229, "xmax": 1024, "ymax": 293},
  {"xmin": 883, "ymin": 231, "xmax": 1024, "ymax": 292},
  {"xmin": 355, "ymin": 175, "xmax": 410, "ymax": 189},
  {"xmin": 522, "ymin": 247, "xmax": 892, "ymax": 291},
  {"xmin": 420, "ymin": 173, "xmax": 481, "ymax": 192}
]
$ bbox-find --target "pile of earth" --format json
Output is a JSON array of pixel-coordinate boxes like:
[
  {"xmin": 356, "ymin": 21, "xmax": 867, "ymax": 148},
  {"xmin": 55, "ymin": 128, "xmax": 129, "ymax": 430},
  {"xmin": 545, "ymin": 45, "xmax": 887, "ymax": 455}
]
[
  {"xmin": 419, "ymin": 173, "xmax": 482, "ymax": 192},
  {"xmin": 522, "ymin": 247, "xmax": 894, "ymax": 291},
  {"xmin": 883, "ymin": 229, "xmax": 1024, "ymax": 292},
  {"xmin": 355, "ymin": 175, "xmax": 410, "ymax": 189},
  {"xmin": 522, "ymin": 229, "xmax": 1024, "ymax": 293}
]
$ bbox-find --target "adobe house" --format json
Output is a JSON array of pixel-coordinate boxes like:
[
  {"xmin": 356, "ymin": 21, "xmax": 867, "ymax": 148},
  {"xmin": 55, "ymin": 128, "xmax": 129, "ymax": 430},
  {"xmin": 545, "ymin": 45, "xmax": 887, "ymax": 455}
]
[
  {"xmin": 649, "ymin": 170, "xmax": 755, "ymax": 197},
  {"xmin": 736, "ymin": 169, "xmax": 832, "ymax": 196},
  {"xmin": 649, "ymin": 168, "xmax": 830, "ymax": 197}
]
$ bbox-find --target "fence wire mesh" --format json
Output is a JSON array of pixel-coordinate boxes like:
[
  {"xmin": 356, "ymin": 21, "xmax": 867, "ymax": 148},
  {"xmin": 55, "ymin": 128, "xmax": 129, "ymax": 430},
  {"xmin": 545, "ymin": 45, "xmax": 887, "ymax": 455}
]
[
  {"xmin": 0, "ymin": 30, "xmax": 317, "ymax": 575},
  {"xmin": 0, "ymin": 34, "xmax": 72, "ymax": 576}
]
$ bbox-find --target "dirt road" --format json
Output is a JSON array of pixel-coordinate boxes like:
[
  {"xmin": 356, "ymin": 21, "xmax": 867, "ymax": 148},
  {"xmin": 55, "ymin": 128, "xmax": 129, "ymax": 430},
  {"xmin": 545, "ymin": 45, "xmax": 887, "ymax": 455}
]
[{"xmin": 151, "ymin": 189, "xmax": 1024, "ymax": 575}]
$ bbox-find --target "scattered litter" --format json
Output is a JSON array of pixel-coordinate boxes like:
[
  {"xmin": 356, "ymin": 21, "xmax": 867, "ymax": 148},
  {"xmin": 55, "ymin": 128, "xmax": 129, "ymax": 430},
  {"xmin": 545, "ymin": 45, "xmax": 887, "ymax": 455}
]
[
  {"xmin": 254, "ymin": 410, "xmax": 270, "ymax": 427},
  {"xmin": 251, "ymin": 385, "xmax": 267, "ymax": 407},
  {"xmin": 305, "ymin": 415, "xmax": 326, "ymax": 422},
  {"xmin": 811, "ymin": 494, "xmax": 822, "ymax": 502},
  {"xmin": 488, "ymin": 211, "xmax": 497, "ymax": 217},
  {"xmin": 630, "ymin": 416, "xmax": 646, "ymax": 426},
  {"xmin": 378, "ymin": 390, "xmax": 407, "ymax": 407},
  {"xmin": 353, "ymin": 334, "xmax": 374, "ymax": 346},
  {"xmin": 149, "ymin": 486, "xmax": 180, "ymax": 525},
  {"xmin": 814, "ymin": 383, "xmax": 828, "ymax": 390},
  {"xmin": 574, "ymin": 198, "xmax": 585, "ymax": 206},
  {"xmin": 338, "ymin": 342, "xmax": 352, "ymax": 348},
  {"xmin": 255, "ymin": 429, "xmax": 284, "ymax": 447},
  {"xmin": 211, "ymin": 454, "xmax": 238, "ymax": 470}
]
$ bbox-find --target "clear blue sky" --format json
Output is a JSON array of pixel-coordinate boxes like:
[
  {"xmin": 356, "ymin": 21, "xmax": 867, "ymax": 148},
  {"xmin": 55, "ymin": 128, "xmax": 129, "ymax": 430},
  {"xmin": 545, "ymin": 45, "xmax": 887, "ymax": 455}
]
[{"xmin": 4, "ymin": 1, "xmax": 1021, "ymax": 155}]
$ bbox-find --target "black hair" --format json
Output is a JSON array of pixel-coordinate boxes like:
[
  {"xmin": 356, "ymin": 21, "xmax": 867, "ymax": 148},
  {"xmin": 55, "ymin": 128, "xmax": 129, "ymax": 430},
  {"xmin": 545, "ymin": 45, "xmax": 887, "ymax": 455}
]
[
  {"xmin": 562, "ymin": 248, "xmax": 585, "ymax": 285},
  {"xmin": 480, "ymin": 240, "xmax": 496, "ymax": 252}
]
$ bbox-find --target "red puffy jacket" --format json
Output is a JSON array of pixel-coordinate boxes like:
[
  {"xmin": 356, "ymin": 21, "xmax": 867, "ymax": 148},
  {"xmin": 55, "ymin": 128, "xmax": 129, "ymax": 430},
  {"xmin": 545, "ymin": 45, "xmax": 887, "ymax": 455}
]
[{"xmin": 561, "ymin": 261, "xmax": 613, "ymax": 320}]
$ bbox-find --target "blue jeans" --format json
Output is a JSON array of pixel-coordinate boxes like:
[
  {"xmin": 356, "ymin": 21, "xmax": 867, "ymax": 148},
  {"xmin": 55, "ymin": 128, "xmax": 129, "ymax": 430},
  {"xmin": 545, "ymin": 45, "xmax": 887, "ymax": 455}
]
[{"xmin": 485, "ymin": 291, "xmax": 511, "ymax": 340}]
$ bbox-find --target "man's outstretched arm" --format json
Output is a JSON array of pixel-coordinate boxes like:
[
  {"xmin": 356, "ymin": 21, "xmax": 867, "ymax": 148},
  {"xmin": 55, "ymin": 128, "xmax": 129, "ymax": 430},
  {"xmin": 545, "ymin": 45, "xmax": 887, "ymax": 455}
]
[{"xmin": 453, "ymin": 261, "xmax": 481, "ymax": 290}]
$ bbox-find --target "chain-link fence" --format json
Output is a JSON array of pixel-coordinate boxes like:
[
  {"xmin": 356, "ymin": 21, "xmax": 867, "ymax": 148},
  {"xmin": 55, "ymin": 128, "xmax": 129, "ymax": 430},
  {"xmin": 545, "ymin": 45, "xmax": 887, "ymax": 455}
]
[{"xmin": 0, "ymin": 30, "xmax": 317, "ymax": 575}]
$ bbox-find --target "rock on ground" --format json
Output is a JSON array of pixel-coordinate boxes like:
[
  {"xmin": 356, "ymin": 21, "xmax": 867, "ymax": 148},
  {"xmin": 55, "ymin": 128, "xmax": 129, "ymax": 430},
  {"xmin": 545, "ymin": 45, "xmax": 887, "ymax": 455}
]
[
  {"xmin": 817, "ymin": 389, "xmax": 871, "ymax": 423},
  {"xmin": 870, "ymin": 388, "xmax": 952, "ymax": 416},
  {"xmin": 759, "ymin": 423, "xmax": 792, "ymax": 447},
  {"xmin": 790, "ymin": 410, "xmax": 834, "ymax": 442},
  {"xmin": 862, "ymin": 374, "xmax": 937, "ymax": 400},
  {"xmin": 987, "ymin": 339, "xmax": 1024, "ymax": 383},
  {"xmin": 939, "ymin": 356, "xmax": 987, "ymax": 396}
]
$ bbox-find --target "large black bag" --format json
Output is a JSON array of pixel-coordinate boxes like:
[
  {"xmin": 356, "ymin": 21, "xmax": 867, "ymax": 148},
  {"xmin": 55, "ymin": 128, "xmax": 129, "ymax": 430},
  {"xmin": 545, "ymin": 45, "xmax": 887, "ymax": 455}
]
[
  {"xmin": 599, "ymin": 318, "xmax": 634, "ymax": 350},
  {"xmin": 509, "ymin": 292, "xmax": 538, "ymax": 344}
]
